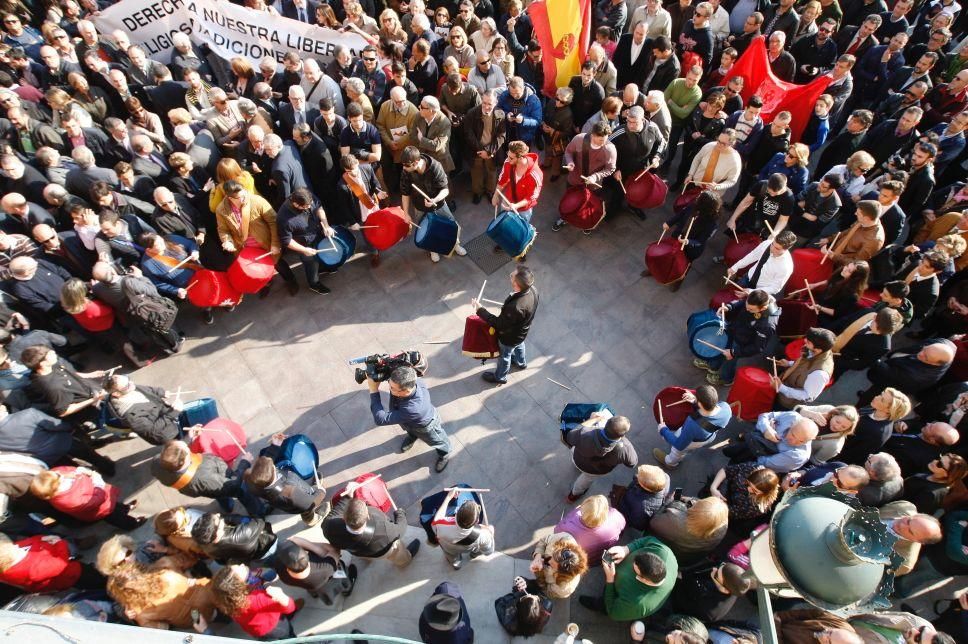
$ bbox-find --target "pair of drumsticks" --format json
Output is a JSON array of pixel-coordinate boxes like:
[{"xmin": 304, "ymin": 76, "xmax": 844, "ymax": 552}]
[{"xmin": 657, "ymin": 216, "xmax": 695, "ymax": 251}]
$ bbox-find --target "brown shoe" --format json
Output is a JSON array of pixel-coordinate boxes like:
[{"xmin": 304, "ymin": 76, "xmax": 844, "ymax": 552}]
[{"xmin": 370, "ymin": 253, "xmax": 381, "ymax": 268}]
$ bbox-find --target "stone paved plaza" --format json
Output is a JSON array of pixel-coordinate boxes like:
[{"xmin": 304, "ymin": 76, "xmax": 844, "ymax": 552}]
[{"xmin": 85, "ymin": 174, "xmax": 961, "ymax": 642}]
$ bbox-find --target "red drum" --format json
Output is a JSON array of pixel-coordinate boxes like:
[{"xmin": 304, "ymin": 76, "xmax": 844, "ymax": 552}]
[
  {"xmin": 461, "ymin": 315, "xmax": 500, "ymax": 359},
  {"xmin": 653, "ymin": 386, "xmax": 695, "ymax": 430},
  {"xmin": 645, "ymin": 238, "xmax": 689, "ymax": 284},
  {"xmin": 727, "ymin": 367, "xmax": 776, "ymax": 420},
  {"xmin": 558, "ymin": 186, "xmax": 605, "ymax": 230},
  {"xmin": 73, "ymin": 299, "xmax": 115, "ymax": 333},
  {"xmin": 227, "ymin": 246, "xmax": 275, "ymax": 294},
  {"xmin": 673, "ymin": 185, "xmax": 702, "ymax": 215},
  {"xmin": 787, "ymin": 249, "xmax": 834, "ymax": 293},
  {"xmin": 626, "ymin": 171, "xmax": 668, "ymax": 209},
  {"xmin": 724, "ymin": 233, "xmax": 762, "ymax": 267},
  {"xmin": 364, "ymin": 207, "xmax": 412, "ymax": 251},
  {"xmin": 333, "ymin": 473, "xmax": 393, "ymax": 513},
  {"xmin": 187, "ymin": 270, "xmax": 243, "ymax": 308},
  {"xmin": 190, "ymin": 417, "xmax": 247, "ymax": 464},
  {"xmin": 709, "ymin": 287, "xmax": 742, "ymax": 310},
  {"xmin": 776, "ymin": 298, "xmax": 818, "ymax": 338},
  {"xmin": 858, "ymin": 287, "xmax": 880, "ymax": 308}
]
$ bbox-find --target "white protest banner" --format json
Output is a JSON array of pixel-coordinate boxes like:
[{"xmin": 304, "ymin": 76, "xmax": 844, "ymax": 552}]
[{"xmin": 93, "ymin": 0, "xmax": 369, "ymax": 66}]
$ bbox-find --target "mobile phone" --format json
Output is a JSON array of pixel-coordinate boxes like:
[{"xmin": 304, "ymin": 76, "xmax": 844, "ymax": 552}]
[
  {"xmin": 602, "ymin": 551, "xmax": 613, "ymax": 564},
  {"xmin": 191, "ymin": 609, "xmax": 201, "ymax": 625},
  {"xmin": 673, "ymin": 487, "xmax": 683, "ymax": 501}
]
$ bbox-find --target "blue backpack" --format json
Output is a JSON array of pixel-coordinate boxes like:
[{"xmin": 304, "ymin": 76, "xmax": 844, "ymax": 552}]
[{"xmin": 274, "ymin": 434, "xmax": 320, "ymax": 483}]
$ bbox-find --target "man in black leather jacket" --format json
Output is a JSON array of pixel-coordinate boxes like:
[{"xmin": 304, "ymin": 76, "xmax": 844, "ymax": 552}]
[
  {"xmin": 323, "ymin": 493, "xmax": 419, "ymax": 567},
  {"xmin": 192, "ymin": 511, "xmax": 277, "ymax": 564},
  {"xmin": 244, "ymin": 456, "xmax": 329, "ymax": 527}
]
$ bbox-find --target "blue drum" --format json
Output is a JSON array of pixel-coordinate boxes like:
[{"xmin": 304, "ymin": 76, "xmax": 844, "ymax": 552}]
[
  {"xmin": 486, "ymin": 211, "xmax": 537, "ymax": 259},
  {"xmin": 689, "ymin": 319, "xmax": 729, "ymax": 360},
  {"xmin": 686, "ymin": 308, "xmax": 718, "ymax": 339},
  {"xmin": 315, "ymin": 226, "xmax": 356, "ymax": 271},
  {"xmin": 179, "ymin": 397, "xmax": 219, "ymax": 429},
  {"xmin": 414, "ymin": 212, "xmax": 460, "ymax": 255}
]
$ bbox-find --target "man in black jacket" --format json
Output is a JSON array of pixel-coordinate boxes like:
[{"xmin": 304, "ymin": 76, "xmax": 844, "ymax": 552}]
[
  {"xmin": 192, "ymin": 511, "xmax": 278, "ymax": 564},
  {"xmin": 834, "ymin": 307, "xmax": 902, "ymax": 377},
  {"xmin": 857, "ymin": 338, "xmax": 956, "ymax": 405},
  {"xmin": 244, "ymin": 455, "xmax": 329, "ymax": 526},
  {"xmin": 323, "ymin": 494, "xmax": 419, "ymax": 567},
  {"xmin": 104, "ymin": 374, "xmax": 181, "ymax": 446},
  {"xmin": 563, "ymin": 414, "xmax": 638, "ymax": 502},
  {"xmin": 614, "ymin": 22, "xmax": 652, "ymax": 88},
  {"xmin": 473, "ymin": 265, "xmax": 539, "ymax": 385}
]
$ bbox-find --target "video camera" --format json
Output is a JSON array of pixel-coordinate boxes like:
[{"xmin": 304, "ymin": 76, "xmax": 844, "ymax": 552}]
[{"xmin": 349, "ymin": 351, "xmax": 428, "ymax": 384}]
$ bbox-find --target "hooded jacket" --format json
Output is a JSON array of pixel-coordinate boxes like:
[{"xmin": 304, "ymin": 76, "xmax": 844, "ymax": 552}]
[
  {"xmin": 496, "ymin": 83, "xmax": 543, "ymax": 143},
  {"xmin": 725, "ymin": 295, "xmax": 780, "ymax": 359},
  {"xmin": 564, "ymin": 425, "xmax": 638, "ymax": 475}
]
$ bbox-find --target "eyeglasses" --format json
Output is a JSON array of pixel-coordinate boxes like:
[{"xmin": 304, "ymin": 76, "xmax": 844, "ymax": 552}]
[
  {"xmin": 818, "ymin": 28, "xmax": 832, "ymax": 34},
  {"xmin": 450, "ymin": 35, "xmax": 461, "ymax": 40},
  {"xmin": 363, "ymin": 57, "xmax": 377, "ymax": 62}
]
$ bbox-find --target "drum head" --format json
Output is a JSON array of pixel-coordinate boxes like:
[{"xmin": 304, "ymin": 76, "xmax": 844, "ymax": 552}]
[
  {"xmin": 364, "ymin": 207, "xmax": 412, "ymax": 251},
  {"xmin": 414, "ymin": 213, "xmax": 460, "ymax": 255},
  {"xmin": 316, "ymin": 227, "xmax": 356, "ymax": 270},
  {"xmin": 689, "ymin": 319, "xmax": 729, "ymax": 359},
  {"xmin": 559, "ymin": 186, "xmax": 589, "ymax": 217},
  {"xmin": 652, "ymin": 386, "xmax": 695, "ymax": 429},
  {"xmin": 724, "ymin": 233, "xmax": 763, "ymax": 267},
  {"xmin": 785, "ymin": 337, "xmax": 806, "ymax": 362},
  {"xmin": 626, "ymin": 171, "xmax": 669, "ymax": 209},
  {"xmin": 189, "ymin": 269, "xmax": 242, "ymax": 307},
  {"xmin": 789, "ymin": 248, "xmax": 834, "ymax": 291}
]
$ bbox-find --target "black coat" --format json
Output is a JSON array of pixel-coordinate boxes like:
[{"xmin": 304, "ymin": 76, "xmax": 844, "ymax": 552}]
[
  {"xmin": 323, "ymin": 495, "xmax": 406, "ymax": 558},
  {"xmin": 334, "ymin": 165, "xmax": 380, "ymax": 226},
  {"xmin": 107, "ymin": 385, "xmax": 180, "ymax": 446},
  {"xmin": 884, "ymin": 435, "xmax": 941, "ymax": 477},
  {"xmin": 151, "ymin": 452, "xmax": 239, "ymax": 498},
  {"xmin": 296, "ymin": 133, "xmax": 337, "ymax": 203},
  {"xmin": 257, "ymin": 469, "xmax": 320, "ymax": 514},
  {"xmin": 476, "ymin": 285, "xmax": 539, "ymax": 346},
  {"xmin": 837, "ymin": 328, "xmax": 890, "ymax": 373},
  {"xmin": 645, "ymin": 54, "xmax": 681, "ymax": 93},
  {"xmin": 613, "ymin": 33, "xmax": 652, "ymax": 88},
  {"xmin": 867, "ymin": 339, "xmax": 954, "ymax": 395},
  {"xmin": 201, "ymin": 515, "xmax": 276, "ymax": 564}
]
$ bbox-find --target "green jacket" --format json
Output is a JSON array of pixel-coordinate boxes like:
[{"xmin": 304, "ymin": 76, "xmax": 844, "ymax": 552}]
[
  {"xmin": 605, "ymin": 536, "xmax": 677, "ymax": 621},
  {"xmin": 663, "ymin": 80, "xmax": 702, "ymax": 123}
]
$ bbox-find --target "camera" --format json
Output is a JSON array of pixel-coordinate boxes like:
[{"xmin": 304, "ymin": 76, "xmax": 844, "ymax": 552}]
[{"xmin": 349, "ymin": 351, "xmax": 428, "ymax": 384}]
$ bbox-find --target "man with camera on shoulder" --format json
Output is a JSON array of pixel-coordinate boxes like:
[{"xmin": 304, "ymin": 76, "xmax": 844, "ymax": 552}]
[{"xmin": 368, "ymin": 366, "xmax": 452, "ymax": 473}]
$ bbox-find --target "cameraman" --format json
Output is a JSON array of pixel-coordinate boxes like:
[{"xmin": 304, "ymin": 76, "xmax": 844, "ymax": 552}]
[{"xmin": 368, "ymin": 366, "xmax": 452, "ymax": 473}]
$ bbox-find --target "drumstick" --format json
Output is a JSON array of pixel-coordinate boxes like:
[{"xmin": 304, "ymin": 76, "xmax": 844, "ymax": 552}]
[
  {"xmin": 423, "ymin": 340, "xmax": 450, "ymax": 344},
  {"xmin": 657, "ymin": 402, "xmax": 665, "ymax": 425},
  {"xmin": 731, "ymin": 228, "xmax": 739, "ymax": 244},
  {"xmin": 657, "ymin": 228, "xmax": 667, "ymax": 244},
  {"xmin": 495, "ymin": 189, "xmax": 519, "ymax": 214},
  {"xmin": 482, "ymin": 297, "xmax": 503, "ymax": 305},
  {"xmin": 328, "ymin": 235, "xmax": 338, "ymax": 253},
  {"xmin": 725, "ymin": 277, "xmax": 746, "ymax": 290},
  {"xmin": 805, "ymin": 279, "xmax": 817, "ymax": 307},
  {"xmin": 680, "ymin": 217, "xmax": 695, "ymax": 250},
  {"xmin": 763, "ymin": 219, "xmax": 775, "ymax": 238},
  {"xmin": 167, "ymin": 255, "xmax": 194, "ymax": 274},
  {"xmin": 666, "ymin": 399, "xmax": 691, "ymax": 407},
  {"xmin": 185, "ymin": 281, "xmax": 199, "ymax": 291},
  {"xmin": 445, "ymin": 487, "xmax": 491, "ymax": 493},
  {"xmin": 546, "ymin": 377, "xmax": 572, "ymax": 390},
  {"xmin": 355, "ymin": 474, "xmax": 398, "ymax": 510},
  {"xmin": 104, "ymin": 365, "xmax": 122, "ymax": 376},
  {"xmin": 254, "ymin": 251, "xmax": 274, "ymax": 261},
  {"xmin": 580, "ymin": 175, "xmax": 602, "ymax": 188},
  {"xmin": 618, "ymin": 179, "xmax": 627, "ymax": 195},
  {"xmin": 821, "ymin": 232, "xmax": 841, "ymax": 265},
  {"xmin": 771, "ymin": 357, "xmax": 779, "ymax": 379},
  {"xmin": 411, "ymin": 184, "xmax": 436, "ymax": 205},
  {"xmin": 476, "ymin": 280, "xmax": 487, "ymax": 304},
  {"xmin": 696, "ymin": 338, "xmax": 728, "ymax": 354},
  {"xmin": 357, "ymin": 225, "xmax": 381, "ymax": 229},
  {"xmin": 634, "ymin": 169, "xmax": 649, "ymax": 182}
]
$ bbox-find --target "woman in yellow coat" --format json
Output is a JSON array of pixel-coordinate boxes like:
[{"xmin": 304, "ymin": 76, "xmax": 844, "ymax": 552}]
[{"xmin": 209, "ymin": 158, "xmax": 257, "ymax": 213}]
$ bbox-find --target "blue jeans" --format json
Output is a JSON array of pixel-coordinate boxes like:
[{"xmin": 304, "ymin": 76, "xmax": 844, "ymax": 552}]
[
  {"xmin": 494, "ymin": 340, "xmax": 527, "ymax": 381},
  {"xmin": 403, "ymin": 414, "xmax": 452, "ymax": 456},
  {"xmin": 719, "ymin": 356, "xmax": 739, "ymax": 383},
  {"xmin": 517, "ymin": 209, "xmax": 533, "ymax": 223}
]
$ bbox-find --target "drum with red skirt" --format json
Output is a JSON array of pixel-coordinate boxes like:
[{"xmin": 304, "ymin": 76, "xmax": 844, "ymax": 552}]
[
  {"xmin": 776, "ymin": 299, "xmax": 818, "ymax": 338},
  {"xmin": 673, "ymin": 185, "xmax": 703, "ymax": 215},
  {"xmin": 227, "ymin": 247, "xmax": 275, "ymax": 294},
  {"xmin": 559, "ymin": 186, "xmax": 605, "ymax": 230},
  {"xmin": 645, "ymin": 238, "xmax": 690, "ymax": 285},
  {"xmin": 724, "ymin": 233, "xmax": 762, "ymax": 267},
  {"xmin": 188, "ymin": 270, "xmax": 243, "ymax": 307},
  {"xmin": 727, "ymin": 367, "xmax": 776, "ymax": 420},
  {"xmin": 190, "ymin": 417, "xmax": 248, "ymax": 464},
  {"xmin": 461, "ymin": 315, "xmax": 500, "ymax": 360},
  {"xmin": 363, "ymin": 207, "xmax": 412, "ymax": 251},
  {"xmin": 787, "ymin": 249, "xmax": 834, "ymax": 293},
  {"xmin": 626, "ymin": 171, "xmax": 668, "ymax": 209},
  {"xmin": 653, "ymin": 386, "xmax": 695, "ymax": 430},
  {"xmin": 709, "ymin": 287, "xmax": 742, "ymax": 310}
]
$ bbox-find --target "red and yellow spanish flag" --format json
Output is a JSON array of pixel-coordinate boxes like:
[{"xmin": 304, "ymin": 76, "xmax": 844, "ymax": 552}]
[{"xmin": 528, "ymin": 0, "xmax": 593, "ymax": 98}]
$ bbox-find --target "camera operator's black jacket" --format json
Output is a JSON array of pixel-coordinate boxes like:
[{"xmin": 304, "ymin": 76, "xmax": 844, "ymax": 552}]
[
  {"xmin": 323, "ymin": 496, "xmax": 407, "ymax": 558},
  {"xmin": 476, "ymin": 285, "xmax": 539, "ymax": 347},
  {"xmin": 202, "ymin": 515, "xmax": 276, "ymax": 564}
]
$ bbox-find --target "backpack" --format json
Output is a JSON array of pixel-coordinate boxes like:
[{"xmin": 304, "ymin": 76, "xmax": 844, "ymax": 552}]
[
  {"xmin": 274, "ymin": 434, "xmax": 320, "ymax": 483},
  {"xmin": 122, "ymin": 278, "xmax": 178, "ymax": 333}
]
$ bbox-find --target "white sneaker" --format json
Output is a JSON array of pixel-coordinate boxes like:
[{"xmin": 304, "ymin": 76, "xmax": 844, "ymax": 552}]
[
  {"xmin": 455, "ymin": 245, "xmax": 467, "ymax": 256},
  {"xmin": 430, "ymin": 252, "xmax": 441, "ymax": 263}
]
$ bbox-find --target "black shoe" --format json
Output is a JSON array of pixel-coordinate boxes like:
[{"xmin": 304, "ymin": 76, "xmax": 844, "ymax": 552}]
[
  {"xmin": 472, "ymin": 194, "xmax": 482, "ymax": 204},
  {"xmin": 551, "ymin": 219, "xmax": 564, "ymax": 232},
  {"xmin": 493, "ymin": 244, "xmax": 504, "ymax": 254},
  {"xmin": 400, "ymin": 436, "xmax": 418, "ymax": 453},
  {"xmin": 308, "ymin": 282, "xmax": 331, "ymax": 295},
  {"xmin": 344, "ymin": 564, "xmax": 358, "ymax": 596},
  {"xmin": 482, "ymin": 371, "xmax": 507, "ymax": 385},
  {"xmin": 406, "ymin": 539, "xmax": 421, "ymax": 558},
  {"xmin": 286, "ymin": 281, "xmax": 299, "ymax": 296},
  {"xmin": 435, "ymin": 453, "xmax": 450, "ymax": 472},
  {"xmin": 351, "ymin": 628, "xmax": 368, "ymax": 644},
  {"xmin": 97, "ymin": 459, "xmax": 117, "ymax": 477},
  {"xmin": 202, "ymin": 308, "xmax": 215, "ymax": 325}
]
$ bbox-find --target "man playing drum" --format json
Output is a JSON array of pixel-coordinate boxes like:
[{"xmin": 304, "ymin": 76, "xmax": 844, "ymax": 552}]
[
  {"xmin": 608, "ymin": 105, "xmax": 666, "ymax": 219},
  {"xmin": 400, "ymin": 146, "xmax": 468, "ymax": 263},
  {"xmin": 552, "ymin": 121, "xmax": 617, "ymax": 234},
  {"xmin": 335, "ymin": 155, "xmax": 387, "ymax": 268},
  {"xmin": 492, "ymin": 141, "xmax": 543, "ymax": 259}
]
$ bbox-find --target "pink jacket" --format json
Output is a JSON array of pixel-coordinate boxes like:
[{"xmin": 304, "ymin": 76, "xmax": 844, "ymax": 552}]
[{"xmin": 554, "ymin": 506, "xmax": 626, "ymax": 563}]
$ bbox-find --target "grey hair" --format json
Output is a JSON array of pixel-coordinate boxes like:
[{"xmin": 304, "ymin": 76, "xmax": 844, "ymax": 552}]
[
  {"xmin": 421, "ymin": 95, "xmax": 440, "ymax": 111},
  {"xmin": 867, "ymin": 453, "xmax": 901, "ymax": 481},
  {"xmin": 71, "ymin": 146, "xmax": 95, "ymax": 168},
  {"xmin": 390, "ymin": 366, "xmax": 417, "ymax": 390},
  {"xmin": 628, "ymin": 105, "xmax": 645, "ymax": 119},
  {"xmin": 346, "ymin": 77, "xmax": 365, "ymax": 94}
]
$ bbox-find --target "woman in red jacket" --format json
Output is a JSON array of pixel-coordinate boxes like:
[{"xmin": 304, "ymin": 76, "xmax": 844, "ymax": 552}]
[
  {"xmin": 0, "ymin": 533, "xmax": 103, "ymax": 592},
  {"xmin": 211, "ymin": 564, "xmax": 303, "ymax": 640},
  {"xmin": 492, "ymin": 140, "xmax": 544, "ymax": 224},
  {"xmin": 29, "ymin": 466, "xmax": 144, "ymax": 530}
]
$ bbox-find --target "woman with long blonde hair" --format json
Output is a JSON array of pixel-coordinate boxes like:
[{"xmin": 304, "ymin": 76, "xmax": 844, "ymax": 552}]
[
  {"xmin": 555, "ymin": 494, "xmax": 626, "ymax": 563},
  {"xmin": 209, "ymin": 157, "xmax": 256, "ymax": 213},
  {"xmin": 650, "ymin": 496, "xmax": 729, "ymax": 563}
]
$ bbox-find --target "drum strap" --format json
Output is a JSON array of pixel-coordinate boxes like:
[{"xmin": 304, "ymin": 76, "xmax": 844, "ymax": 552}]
[
  {"xmin": 580, "ymin": 133, "xmax": 591, "ymax": 177},
  {"xmin": 344, "ymin": 172, "xmax": 376, "ymax": 210},
  {"xmin": 832, "ymin": 312, "xmax": 876, "ymax": 353},
  {"xmin": 748, "ymin": 246, "xmax": 771, "ymax": 287},
  {"xmin": 688, "ymin": 410, "xmax": 719, "ymax": 435},
  {"xmin": 171, "ymin": 453, "xmax": 203, "ymax": 491}
]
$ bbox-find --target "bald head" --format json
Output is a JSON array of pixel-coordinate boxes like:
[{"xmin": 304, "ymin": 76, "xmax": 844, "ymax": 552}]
[
  {"xmin": 919, "ymin": 341, "xmax": 956, "ymax": 366},
  {"xmin": 923, "ymin": 422, "xmax": 959, "ymax": 447},
  {"xmin": 0, "ymin": 193, "xmax": 27, "ymax": 214},
  {"xmin": 788, "ymin": 418, "xmax": 819, "ymax": 446},
  {"xmin": 834, "ymin": 465, "xmax": 869, "ymax": 493},
  {"xmin": 9, "ymin": 256, "xmax": 37, "ymax": 280},
  {"xmin": 91, "ymin": 261, "xmax": 118, "ymax": 283},
  {"xmin": 892, "ymin": 514, "xmax": 943, "ymax": 544},
  {"xmin": 31, "ymin": 224, "xmax": 58, "ymax": 249}
]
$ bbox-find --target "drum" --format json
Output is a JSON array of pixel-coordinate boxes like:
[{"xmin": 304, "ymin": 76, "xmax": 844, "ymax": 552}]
[
  {"xmin": 414, "ymin": 212, "xmax": 460, "ymax": 256},
  {"xmin": 487, "ymin": 211, "xmax": 536, "ymax": 259},
  {"xmin": 187, "ymin": 270, "xmax": 243, "ymax": 308},
  {"xmin": 787, "ymin": 249, "xmax": 834, "ymax": 293},
  {"xmin": 461, "ymin": 314, "xmax": 499, "ymax": 359},
  {"xmin": 858, "ymin": 287, "xmax": 880, "ymax": 308},
  {"xmin": 645, "ymin": 238, "xmax": 690, "ymax": 285},
  {"xmin": 724, "ymin": 233, "xmax": 763, "ymax": 267},
  {"xmin": 689, "ymin": 319, "xmax": 729, "ymax": 360},
  {"xmin": 179, "ymin": 397, "xmax": 219, "ymax": 429},
  {"xmin": 315, "ymin": 226, "xmax": 356, "ymax": 271},
  {"xmin": 709, "ymin": 287, "xmax": 741, "ymax": 310},
  {"xmin": 776, "ymin": 299, "xmax": 818, "ymax": 338},
  {"xmin": 333, "ymin": 473, "xmax": 394, "ymax": 513},
  {"xmin": 74, "ymin": 299, "xmax": 115, "ymax": 333},
  {"xmin": 727, "ymin": 367, "xmax": 776, "ymax": 420},
  {"xmin": 626, "ymin": 171, "xmax": 668, "ymax": 209},
  {"xmin": 687, "ymin": 308, "xmax": 718, "ymax": 339},
  {"xmin": 673, "ymin": 185, "xmax": 702, "ymax": 215},
  {"xmin": 653, "ymin": 386, "xmax": 695, "ymax": 430},
  {"xmin": 558, "ymin": 186, "xmax": 605, "ymax": 230},
  {"xmin": 363, "ymin": 207, "xmax": 412, "ymax": 251},
  {"xmin": 227, "ymin": 246, "xmax": 275, "ymax": 294},
  {"xmin": 190, "ymin": 417, "xmax": 247, "ymax": 465}
]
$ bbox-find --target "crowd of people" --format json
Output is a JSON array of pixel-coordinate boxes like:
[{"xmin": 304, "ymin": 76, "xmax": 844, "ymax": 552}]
[{"xmin": 0, "ymin": 0, "xmax": 965, "ymax": 640}]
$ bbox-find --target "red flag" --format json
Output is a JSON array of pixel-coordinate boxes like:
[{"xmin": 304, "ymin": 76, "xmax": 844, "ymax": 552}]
[
  {"xmin": 527, "ymin": 0, "xmax": 593, "ymax": 98},
  {"xmin": 725, "ymin": 35, "xmax": 833, "ymax": 142}
]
